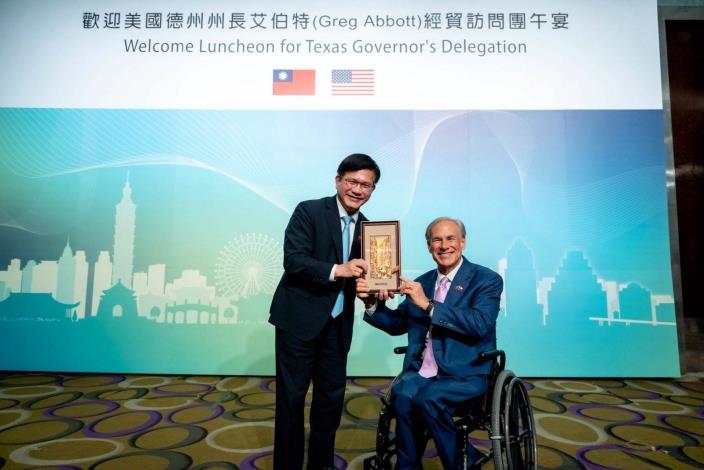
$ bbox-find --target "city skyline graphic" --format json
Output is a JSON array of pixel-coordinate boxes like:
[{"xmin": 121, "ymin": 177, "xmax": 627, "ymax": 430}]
[
  {"xmin": 0, "ymin": 176, "xmax": 282, "ymax": 326},
  {"xmin": 0, "ymin": 107, "xmax": 680, "ymax": 376},
  {"xmin": 0, "ymin": 176, "xmax": 676, "ymax": 327},
  {"xmin": 0, "ymin": 173, "xmax": 678, "ymax": 377}
]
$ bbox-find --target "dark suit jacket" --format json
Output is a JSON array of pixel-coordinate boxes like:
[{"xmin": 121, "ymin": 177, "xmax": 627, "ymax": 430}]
[
  {"xmin": 269, "ymin": 196, "xmax": 366, "ymax": 352},
  {"xmin": 364, "ymin": 257, "xmax": 503, "ymax": 377}
]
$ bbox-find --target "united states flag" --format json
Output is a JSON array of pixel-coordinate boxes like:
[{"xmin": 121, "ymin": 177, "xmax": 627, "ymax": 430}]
[{"xmin": 331, "ymin": 69, "xmax": 374, "ymax": 96}]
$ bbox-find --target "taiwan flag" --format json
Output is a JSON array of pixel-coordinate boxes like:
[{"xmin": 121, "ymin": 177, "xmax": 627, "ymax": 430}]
[{"xmin": 272, "ymin": 69, "xmax": 316, "ymax": 95}]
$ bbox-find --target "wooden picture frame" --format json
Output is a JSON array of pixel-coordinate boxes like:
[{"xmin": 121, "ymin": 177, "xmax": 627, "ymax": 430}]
[{"xmin": 361, "ymin": 220, "xmax": 401, "ymax": 292}]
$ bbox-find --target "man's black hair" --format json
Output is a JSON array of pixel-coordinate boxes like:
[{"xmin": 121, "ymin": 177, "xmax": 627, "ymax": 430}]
[{"xmin": 337, "ymin": 153, "xmax": 381, "ymax": 184}]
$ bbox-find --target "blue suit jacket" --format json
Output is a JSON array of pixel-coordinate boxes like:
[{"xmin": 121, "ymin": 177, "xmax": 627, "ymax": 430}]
[
  {"xmin": 364, "ymin": 257, "xmax": 503, "ymax": 377},
  {"xmin": 269, "ymin": 196, "xmax": 366, "ymax": 351}
]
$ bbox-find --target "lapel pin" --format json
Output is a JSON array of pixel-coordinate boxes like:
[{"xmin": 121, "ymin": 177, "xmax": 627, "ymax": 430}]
[{"xmin": 455, "ymin": 285, "xmax": 464, "ymax": 292}]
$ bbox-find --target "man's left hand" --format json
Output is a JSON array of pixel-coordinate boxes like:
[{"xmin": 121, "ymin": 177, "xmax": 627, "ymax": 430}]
[
  {"xmin": 399, "ymin": 276, "xmax": 431, "ymax": 310},
  {"xmin": 336, "ymin": 258, "xmax": 368, "ymax": 278}
]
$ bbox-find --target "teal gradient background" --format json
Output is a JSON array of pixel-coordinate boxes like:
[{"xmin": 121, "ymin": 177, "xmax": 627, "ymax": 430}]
[{"xmin": 0, "ymin": 108, "xmax": 678, "ymax": 376}]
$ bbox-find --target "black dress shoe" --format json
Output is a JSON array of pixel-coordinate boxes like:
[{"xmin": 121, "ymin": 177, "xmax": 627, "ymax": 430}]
[{"xmin": 466, "ymin": 450, "xmax": 487, "ymax": 469}]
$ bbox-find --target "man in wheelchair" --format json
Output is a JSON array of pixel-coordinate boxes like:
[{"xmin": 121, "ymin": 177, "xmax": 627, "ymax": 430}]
[{"xmin": 357, "ymin": 217, "xmax": 503, "ymax": 469}]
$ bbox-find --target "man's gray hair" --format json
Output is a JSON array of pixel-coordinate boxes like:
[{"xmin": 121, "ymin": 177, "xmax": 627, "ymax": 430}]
[{"xmin": 424, "ymin": 217, "xmax": 467, "ymax": 244}]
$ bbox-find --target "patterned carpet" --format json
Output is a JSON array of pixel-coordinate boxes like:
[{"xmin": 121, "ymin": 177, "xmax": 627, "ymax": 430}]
[{"xmin": 0, "ymin": 372, "xmax": 703, "ymax": 469}]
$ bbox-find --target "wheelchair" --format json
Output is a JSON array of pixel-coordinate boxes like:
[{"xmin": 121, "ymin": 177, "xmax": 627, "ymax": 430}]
[{"xmin": 363, "ymin": 348, "xmax": 537, "ymax": 470}]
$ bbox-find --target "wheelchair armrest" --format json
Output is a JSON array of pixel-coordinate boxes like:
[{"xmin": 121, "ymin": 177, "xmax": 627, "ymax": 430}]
[
  {"xmin": 478, "ymin": 349, "xmax": 505, "ymax": 371},
  {"xmin": 393, "ymin": 347, "xmax": 505, "ymax": 372}
]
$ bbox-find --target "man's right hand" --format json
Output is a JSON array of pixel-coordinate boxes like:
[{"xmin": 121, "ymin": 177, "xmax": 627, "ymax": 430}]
[
  {"xmin": 335, "ymin": 258, "xmax": 368, "ymax": 278},
  {"xmin": 357, "ymin": 276, "xmax": 395, "ymax": 308},
  {"xmin": 356, "ymin": 277, "xmax": 376, "ymax": 308}
]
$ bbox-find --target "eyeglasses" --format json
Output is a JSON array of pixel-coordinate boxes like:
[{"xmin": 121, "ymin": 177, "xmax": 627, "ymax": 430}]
[{"xmin": 342, "ymin": 177, "xmax": 374, "ymax": 192}]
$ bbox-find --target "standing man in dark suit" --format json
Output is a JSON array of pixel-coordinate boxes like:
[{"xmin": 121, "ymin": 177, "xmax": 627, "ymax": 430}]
[
  {"xmin": 269, "ymin": 153, "xmax": 381, "ymax": 470},
  {"xmin": 356, "ymin": 217, "xmax": 503, "ymax": 469}
]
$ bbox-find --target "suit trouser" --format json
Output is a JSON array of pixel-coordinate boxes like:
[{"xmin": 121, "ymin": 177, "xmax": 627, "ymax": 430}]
[
  {"xmin": 274, "ymin": 316, "xmax": 347, "ymax": 470},
  {"xmin": 390, "ymin": 372, "xmax": 488, "ymax": 469}
]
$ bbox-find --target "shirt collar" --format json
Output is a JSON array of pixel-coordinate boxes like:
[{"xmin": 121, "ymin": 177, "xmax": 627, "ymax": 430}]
[
  {"xmin": 437, "ymin": 257, "xmax": 463, "ymax": 284},
  {"xmin": 335, "ymin": 196, "xmax": 359, "ymax": 223}
]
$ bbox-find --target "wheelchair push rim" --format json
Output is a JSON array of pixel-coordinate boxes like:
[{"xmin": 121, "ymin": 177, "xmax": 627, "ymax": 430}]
[{"xmin": 491, "ymin": 370, "xmax": 537, "ymax": 470}]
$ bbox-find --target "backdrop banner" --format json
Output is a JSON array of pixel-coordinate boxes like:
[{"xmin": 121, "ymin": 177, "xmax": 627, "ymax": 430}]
[{"xmin": 0, "ymin": 0, "xmax": 678, "ymax": 376}]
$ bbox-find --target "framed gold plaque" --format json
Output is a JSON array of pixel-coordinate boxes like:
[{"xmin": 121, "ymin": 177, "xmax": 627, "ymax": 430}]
[{"xmin": 361, "ymin": 220, "xmax": 401, "ymax": 292}]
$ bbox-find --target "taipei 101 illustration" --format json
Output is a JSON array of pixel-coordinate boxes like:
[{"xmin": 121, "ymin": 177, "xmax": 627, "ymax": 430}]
[{"xmin": 112, "ymin": 175, "xmax": 136, "ymax": 288}]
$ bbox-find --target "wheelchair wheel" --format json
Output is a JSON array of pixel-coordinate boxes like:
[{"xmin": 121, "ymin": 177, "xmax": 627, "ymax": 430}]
[
  {"xmin": 504, "ymin": 377, "xmax": 537, "ymax": 469},
  {"xmin": 491, "ymin": 369, "xmax": 514, "ymax": 470},
  {"xmin": 363, "ymin": 397, "xmax": 396, "ymax": 470},
  {"xmin": 491, "ymin": 371, "xmax": 537, "ymax": 470}
]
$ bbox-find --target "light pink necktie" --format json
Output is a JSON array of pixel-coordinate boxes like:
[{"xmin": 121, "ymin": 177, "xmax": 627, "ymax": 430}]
[{"xmin": 419, "ymin": 276, "xmax": 450, "ymax": 378}]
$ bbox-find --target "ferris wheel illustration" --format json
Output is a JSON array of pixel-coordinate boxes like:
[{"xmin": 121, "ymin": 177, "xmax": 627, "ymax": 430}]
[{"xmin": 214, "ymin": 233, "xmax": 283, "ymax": 299}]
